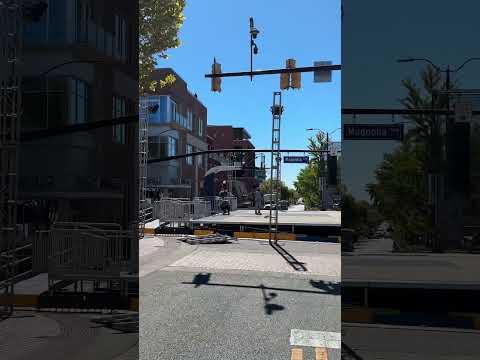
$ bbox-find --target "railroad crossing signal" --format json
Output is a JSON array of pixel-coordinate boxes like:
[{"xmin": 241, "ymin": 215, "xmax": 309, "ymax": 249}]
[
  {"xmin": 211, "ymin": 58, "xmax": 222, "ymax": 92},
  {"xmin": 280, "ymin": 58, "xmax": 301, "ymax": 90}
]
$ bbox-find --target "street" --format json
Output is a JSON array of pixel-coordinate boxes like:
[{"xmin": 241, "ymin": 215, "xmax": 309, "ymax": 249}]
[{"xmin": 139, "ymin": 236, "xmax": 340, "ymax": 359}]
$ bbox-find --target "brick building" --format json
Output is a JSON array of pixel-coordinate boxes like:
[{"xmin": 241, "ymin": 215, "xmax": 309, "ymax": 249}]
[
  {"xmin": 207, "ymin": 125, "xmax": 262, "ymax": 204},
  {"xmin": 142, "ymin": 68, "xmax": 208, "ymax": 198}
]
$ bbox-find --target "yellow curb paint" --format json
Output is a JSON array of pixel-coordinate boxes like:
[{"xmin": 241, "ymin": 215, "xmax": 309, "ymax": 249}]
[
  {"xmin": 130, "ymin": 297, "xmax": 139, "ymax": 311},
  {"xmin": 0, "ymin": 294, "xmax": 38, "ymax": 307},
  {"xmin": 234, "ymin": 231, "xmax": 296, "ymax": 240},
  {"xmin": 315, "ymin": 347, "xmax": 328, "ymax": 360},
  {"xmin": 291, "ymin": 348, "xmax": 303, "ymax": 360},
  {"xmin": 342, "ymin": 307, "xmax": 374, "ymax": 323},
  {"xmin": 448, "ymin": 312, "xmax": 480, "ymax": 329},
  {"xmin": 194, "ymin": 230, "xmax": 215, "ymax": 236}
]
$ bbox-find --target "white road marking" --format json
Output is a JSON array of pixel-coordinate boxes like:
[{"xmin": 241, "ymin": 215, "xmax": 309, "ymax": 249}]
[{"xmin": 290, "ymin": 329, "xmax": 341, "ymax": 349}]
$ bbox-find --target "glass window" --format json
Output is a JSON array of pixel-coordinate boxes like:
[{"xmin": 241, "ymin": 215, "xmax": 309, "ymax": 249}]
[
  {"xmin": 186, "ymin": 144, "xmax": 193, "ymax": 165},
  {"xmin": 69, "ymin": 78, "xmax": 89, "ymax": 125},
  {"xmin": 198, "ymin": 117, "xmax": 204, "ymax": 136},
  {"xmin": 168, "ymin": 136, "xmax": 177, "ymax": 156},
  {"xmin": 170, "ymin": 100, "xmax": 177, "ymax": 123},
  {"xmin": 112, "ymin": 95, "xmax": 127, "ymax": 144}
]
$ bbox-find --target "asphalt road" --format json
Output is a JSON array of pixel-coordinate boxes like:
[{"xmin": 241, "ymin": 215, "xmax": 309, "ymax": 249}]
[
  {"xmin": 140, "ymin": 237, "xmax": 341, "ymax": 360},
  {"xmin": 343, "ymin": 323, "xmax": 480, "ymax": 359}
]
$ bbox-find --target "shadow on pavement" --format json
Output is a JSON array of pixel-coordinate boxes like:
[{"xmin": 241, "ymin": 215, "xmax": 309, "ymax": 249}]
[
  {"xmin": 192, "ymin": 272, "xmax": 211, "ymax": 287},
  {"xmin": 260, "ymin": 283, "xmax": 285, "ymax": 315},
  {"xmin": 310, "ymin": 280, "xmax": 341, "ymax": 295},
  {"xmin": 269, "ymin": 240, "xmax": 308, "ymax": 272},
  {"xmin": 182, "ymin": 274, "xmax": 340, "ymax": 296}
]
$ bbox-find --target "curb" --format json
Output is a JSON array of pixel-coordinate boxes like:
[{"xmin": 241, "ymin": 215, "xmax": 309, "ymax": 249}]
[
  {"xmin": 1, "ymin": 294, "xmax": 139, "ymax": 311},
  {"xmin": 342, "ymin": 306, "xmax": 480, "ymax": 329}
]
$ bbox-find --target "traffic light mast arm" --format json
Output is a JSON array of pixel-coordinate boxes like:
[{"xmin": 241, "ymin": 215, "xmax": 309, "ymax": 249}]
[
  {"xmin": 147, "ymin": 148, "xmax": 328, "ymax": 164},
  {"xmin": 205, "ymin": 64, "xmax": 341, "ymax": 78}
]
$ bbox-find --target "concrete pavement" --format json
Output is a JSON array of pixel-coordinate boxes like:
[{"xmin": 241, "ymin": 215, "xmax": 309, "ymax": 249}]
[{"xmin": 140, "ymin": 236, "xmax": 341, "ymax": 360}]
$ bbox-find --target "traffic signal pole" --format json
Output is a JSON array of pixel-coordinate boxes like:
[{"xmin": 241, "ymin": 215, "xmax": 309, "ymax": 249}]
[{"xmin": 205, "ymin": 64, "xmax": 341, "ymax": 79}]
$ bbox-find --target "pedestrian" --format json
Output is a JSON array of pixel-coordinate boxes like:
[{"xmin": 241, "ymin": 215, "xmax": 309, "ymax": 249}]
[
  {"xmin": 254, "ymin": 187, "xmax": 263, "ymax": 215},
  {"xmin": 219, "ymin": 181, "xmax": 230, "ymax": 215}
]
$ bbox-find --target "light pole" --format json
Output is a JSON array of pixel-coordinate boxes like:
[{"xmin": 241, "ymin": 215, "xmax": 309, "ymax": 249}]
[
  {"xmin": 398, "ymin": 57, "xmax": 480, "ymax": 250},
  {"xmin": 249, "ymin": 17, "xmax": 260, "ymax": 81}
]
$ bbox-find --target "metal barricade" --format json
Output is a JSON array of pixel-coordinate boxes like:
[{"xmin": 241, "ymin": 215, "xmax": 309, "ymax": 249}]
[{"xmin": 41, "ymin": 223, "xmax": 135, "ymax": 285}]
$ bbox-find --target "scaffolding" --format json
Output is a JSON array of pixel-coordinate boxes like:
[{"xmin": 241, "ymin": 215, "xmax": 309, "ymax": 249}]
[
  {"xmin": 0, "ymin": 0, "xmax": 21, "ymax": 316},
  {"xmin": 138, "ymin": 101, "xmax": 148, "ymax": 238},
  {"xmin": 269, "ymin": 92, "xmax": 283, "ymax": 244}
]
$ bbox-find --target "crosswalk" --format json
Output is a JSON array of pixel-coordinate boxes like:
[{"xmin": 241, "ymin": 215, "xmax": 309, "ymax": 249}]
[
  {"xmin": 291, "ymin": 347, "xmax": 330, "ymax": 360},
  {"xmin": 290, "ymin": 329, "xmax": 341, "ymax": 359}
]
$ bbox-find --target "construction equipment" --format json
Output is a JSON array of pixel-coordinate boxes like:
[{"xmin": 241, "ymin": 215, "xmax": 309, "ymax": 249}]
[
  {"xmin": 269, "ymin": 92, "xmax": 283, "ymax": 244},
  {"xmin": 0, "ymin": 0, "xmax": 22, "ymax": 316}
]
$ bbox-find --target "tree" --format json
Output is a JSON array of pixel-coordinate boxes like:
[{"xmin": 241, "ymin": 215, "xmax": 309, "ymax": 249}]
[
  {"xmin": 293, "ymin": 131, "xmax": 327, "ymax": 209},
  {"xmin": 259, "ymin": 179, "xmax": 290, "ymax": 200},
  {"xmin": 365, "ymin": 65, "xmax": 451, "ymax": 250},
  {"xmin": 139, "ymin": 0, "xmax": 186, "ymax": 94}
]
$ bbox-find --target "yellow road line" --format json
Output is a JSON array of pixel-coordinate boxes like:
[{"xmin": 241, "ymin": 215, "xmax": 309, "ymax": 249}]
[
  {"xmin": 234, "ymin": 231, "xmax": 296, "ymax": 240},
  {"xmin": 315, "ymin": 347, "xmax": 328, "ymax": 360},
  {"xmin": 291, "ymin": 348, "xmax": 303, "ymax": 360}
]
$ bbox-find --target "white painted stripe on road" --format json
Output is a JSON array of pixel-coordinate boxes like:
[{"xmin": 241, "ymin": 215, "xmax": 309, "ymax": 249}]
[{"xmin": 290, "ymin": 329, "xmax": 341, "ymax": 349}]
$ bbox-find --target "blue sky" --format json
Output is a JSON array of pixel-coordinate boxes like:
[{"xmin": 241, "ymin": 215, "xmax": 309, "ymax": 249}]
[
  {"xmin": 157, "ymin": 0, "xmax": 341, "ymax": 187},
  {"xmin": 342, "ymin": 0, "xmax": 480, "ymax": 201}
]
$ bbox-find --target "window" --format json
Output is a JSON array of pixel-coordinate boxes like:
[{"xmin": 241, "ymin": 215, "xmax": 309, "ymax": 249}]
[
  {"xmin": 186, "ymin": 144, "xmax": 194, "ymax": 165},
  {"xmin": 169, "ymin": 99, "xmax": 177, "ymax": 123},
  {"xmin": 198, "ymin": 117, "xmax": 204, "ymax": 136},
  {"xmin": 187, "ymin": 110, "xmax": 193, "ymax": 131},
  {"xmin": 114, "ymin": 13, "xmax": 127, "ymax": 61},
  {"xmin": 168, "ymin": 136, "xmax": 177, "ymax": 156},
  {"xmin": 113, "ymin": 96, "xmax": 127, "ymax": 144},
  {"xmin": 69, "ymin": 78, "xmax": 90, "ymax": 125}
]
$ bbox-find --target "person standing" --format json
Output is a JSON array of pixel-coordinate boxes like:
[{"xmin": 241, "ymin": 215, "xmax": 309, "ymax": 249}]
[{"xmin": 254, "ymin": 187, "xmax": 264, "ymax": 215}]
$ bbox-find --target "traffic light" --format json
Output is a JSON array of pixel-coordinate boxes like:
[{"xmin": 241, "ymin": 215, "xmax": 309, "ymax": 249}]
[
  {"xmin": 280, "ymin": 72, "xmax": 289, "ymax": 90},
  {"xmin": 280, "ymin": 58, "xmax": 301, "ymax": 90},
  {"xmin": 211, "ymin": 59, "xmax": 222, "ymax": 92},
  {"xmin": 291, "ymin": 71, "xmax": 301, "ymax": 89}
]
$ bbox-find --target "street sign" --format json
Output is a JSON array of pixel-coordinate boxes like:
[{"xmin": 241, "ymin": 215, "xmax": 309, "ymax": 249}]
[
  {"xmin": 283, "ymin": 156, "xmax": 309, "ymax": 163},
  {"xmin": 343, "ymin": 124, "xmax": 404, "ymax": 141},
  {"xmin": 314, "ymin": 61, "xmax": 332, "ymax": 83},
  {"xmin": 455, "ymin": 102, "xmax": 473, "ymax": 123}
]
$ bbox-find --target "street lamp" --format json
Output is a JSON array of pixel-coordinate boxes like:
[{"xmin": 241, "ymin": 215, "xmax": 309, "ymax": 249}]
[{"xmin": 249, "ymin": 17, "xmax": 260, "ymax": 81}]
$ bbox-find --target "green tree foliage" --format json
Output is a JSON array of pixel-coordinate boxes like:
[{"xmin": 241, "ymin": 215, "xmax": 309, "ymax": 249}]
[
  {"xmin": 259, "ymin": 179, "xmax": 290, "ymax": 200},
  {"xmin": 365, "ymin": 65, "xmax": 451, "ymax": 249},
  {"xmin": 341, "ymin": 192, "xmax": 382, "ymax": 239},
  {"xmin": 293, "ymin": 131, "xmax": 327, "ymax": 209},
  {"xmin": 366, "ymin": 142, "xmax": 429, "ymax": 247},
  {"xmin": 139, "ymin": 0, "xmax": 186, "ymax": 94}
]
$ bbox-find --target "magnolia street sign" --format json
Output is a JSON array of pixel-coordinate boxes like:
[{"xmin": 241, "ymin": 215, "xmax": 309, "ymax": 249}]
[
  {"xmin": 343, "ymin": 124, "xmax": 404, "ymax": 141},
  {"xmin": 284, "ymin": 156, "xmax": 309, "ymax": 163}
]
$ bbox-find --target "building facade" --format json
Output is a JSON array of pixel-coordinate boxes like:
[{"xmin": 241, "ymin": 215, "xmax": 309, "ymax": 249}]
[
  {"xmin": 142, "ymin": 68, "xmax": 208, "ymax": 198},
  {"xmin": 20, "ymin": 0, "xmax": 139, "ymax": 230},
  {"xmin": 207, "ymin": 125, "xmax": 262, "ymax": 204}
]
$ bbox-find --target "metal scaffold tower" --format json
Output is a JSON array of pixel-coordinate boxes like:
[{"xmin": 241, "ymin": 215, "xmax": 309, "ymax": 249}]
[
  {"xmin": 138, "ymin": 102, "xmax": 148, "ymax": 238},
  {"xmin": 0, "ymin": 0, "xmax": 22, "ymax": 315},
  {"xmin": 269, "ymin": 92, "xmax": 283, "ymax": 244}
]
